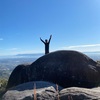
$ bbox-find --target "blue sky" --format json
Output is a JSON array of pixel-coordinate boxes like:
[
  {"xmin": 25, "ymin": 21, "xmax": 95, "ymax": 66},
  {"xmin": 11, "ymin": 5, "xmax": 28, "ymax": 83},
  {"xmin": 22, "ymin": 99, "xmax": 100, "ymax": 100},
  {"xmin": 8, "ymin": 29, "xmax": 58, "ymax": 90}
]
[{"xmin": 0, "ymin": 0, "xmax": 100, "ymax": 55}]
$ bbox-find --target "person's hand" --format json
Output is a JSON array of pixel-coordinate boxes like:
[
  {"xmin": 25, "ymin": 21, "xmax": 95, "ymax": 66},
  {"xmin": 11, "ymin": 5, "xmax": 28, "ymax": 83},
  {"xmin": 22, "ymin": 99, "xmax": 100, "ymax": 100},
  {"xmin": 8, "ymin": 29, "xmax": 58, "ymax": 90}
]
[{"xmin": 50, "ymin": 35, "xmax": 52, "ymax": 38}]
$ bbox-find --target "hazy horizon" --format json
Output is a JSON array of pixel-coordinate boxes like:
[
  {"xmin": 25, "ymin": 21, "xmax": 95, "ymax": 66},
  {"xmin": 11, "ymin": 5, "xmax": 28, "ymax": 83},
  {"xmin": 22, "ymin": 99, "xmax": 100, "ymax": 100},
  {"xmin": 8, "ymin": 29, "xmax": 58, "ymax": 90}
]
[{"xmin": 1, "ymin": 50, "xmax": 100, "ymax": 56}]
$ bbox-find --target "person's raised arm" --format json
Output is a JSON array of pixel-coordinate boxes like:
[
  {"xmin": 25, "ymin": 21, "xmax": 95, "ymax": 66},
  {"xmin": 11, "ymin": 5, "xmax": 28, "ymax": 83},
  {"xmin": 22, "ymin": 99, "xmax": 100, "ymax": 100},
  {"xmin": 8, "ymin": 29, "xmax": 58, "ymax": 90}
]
[
  {"xmin": 49, "ymin": 35, "xmax": 52, "ymax": 43},
  {"xmin": 40, "ymin": 37, "xmax": 45, "ymax": 44}
]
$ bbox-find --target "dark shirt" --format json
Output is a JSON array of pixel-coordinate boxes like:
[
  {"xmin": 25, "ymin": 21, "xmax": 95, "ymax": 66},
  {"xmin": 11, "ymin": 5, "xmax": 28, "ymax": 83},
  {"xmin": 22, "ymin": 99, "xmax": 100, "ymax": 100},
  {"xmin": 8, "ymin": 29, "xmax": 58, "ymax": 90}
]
[
  {"xmin": 40, "ymin": 36, "xmax": 52, "ymax": 54},
  {"xmin": 44, "ymin": 42, "xmax": 49, "ymax": 54}
]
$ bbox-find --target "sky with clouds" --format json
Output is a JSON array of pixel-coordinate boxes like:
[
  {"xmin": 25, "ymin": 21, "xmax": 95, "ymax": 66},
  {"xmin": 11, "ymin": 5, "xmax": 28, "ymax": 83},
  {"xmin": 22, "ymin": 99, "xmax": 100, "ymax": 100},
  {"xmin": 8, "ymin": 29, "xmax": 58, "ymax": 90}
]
[{"xmin": 0, "ymin": 0, "xmax": 100, "ymax": 55}]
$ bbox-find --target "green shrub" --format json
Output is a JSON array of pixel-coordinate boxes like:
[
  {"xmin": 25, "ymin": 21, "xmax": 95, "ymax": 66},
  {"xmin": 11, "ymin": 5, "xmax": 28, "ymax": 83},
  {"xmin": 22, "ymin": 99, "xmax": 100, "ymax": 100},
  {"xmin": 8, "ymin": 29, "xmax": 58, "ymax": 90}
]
[{"xmin": 0, "ymin": 78, "xmax": 8, "ymax": 98}]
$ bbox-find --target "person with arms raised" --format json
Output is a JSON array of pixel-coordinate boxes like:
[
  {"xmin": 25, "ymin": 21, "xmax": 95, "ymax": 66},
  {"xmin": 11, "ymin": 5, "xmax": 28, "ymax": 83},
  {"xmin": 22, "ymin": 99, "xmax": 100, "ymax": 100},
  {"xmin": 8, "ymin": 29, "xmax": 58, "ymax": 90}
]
[{"xmin": 40, "ymin": 35, "xmax": 52, "ymax": 54}]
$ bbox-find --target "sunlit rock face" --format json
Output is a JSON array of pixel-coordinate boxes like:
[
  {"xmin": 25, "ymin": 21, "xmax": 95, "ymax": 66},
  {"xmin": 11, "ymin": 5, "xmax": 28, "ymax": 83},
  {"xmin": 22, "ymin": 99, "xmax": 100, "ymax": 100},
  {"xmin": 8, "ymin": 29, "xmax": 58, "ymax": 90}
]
[{"xmin": 6, "ymin": 50, "xmax": 100, "ymax": 89}]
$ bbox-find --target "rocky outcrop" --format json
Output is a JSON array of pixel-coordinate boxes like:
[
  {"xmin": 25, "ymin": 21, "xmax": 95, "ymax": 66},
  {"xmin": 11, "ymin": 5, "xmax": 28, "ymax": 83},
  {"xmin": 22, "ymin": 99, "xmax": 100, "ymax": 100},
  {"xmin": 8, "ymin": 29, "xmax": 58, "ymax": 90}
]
[
  {"xmin": 3, "ymin": 81, "xmax": 100, "ymax": 100},
  {"xmin": 3, "ymin": 81, "xmax": 62, "ymax": 100},
  {"xmin": 6, "ymin": 50, "xmax": 100, "ymax": 89},
  {"xmin": 60, "ymin": 87, "xmax": 100, "ymax": 100}
]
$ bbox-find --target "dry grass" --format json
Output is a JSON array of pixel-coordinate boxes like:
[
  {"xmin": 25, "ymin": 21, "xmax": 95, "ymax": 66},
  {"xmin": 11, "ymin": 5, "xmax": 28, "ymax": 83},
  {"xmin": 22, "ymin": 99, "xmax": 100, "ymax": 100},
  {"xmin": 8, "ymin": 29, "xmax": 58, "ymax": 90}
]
[
  {"xmin": 56, "ymin": 84, "xmax": 60, "ymax": 100},
  {"xmin": 33, "ymin": 83, "xmax": 37, "ymax": 100},
  {"xmin": 56, "ymin": 84, "xmax": 73, "ymax": 100},
  {"xmin": 33, "ymin": 83, "xmax": 73, "ymax": 100}
]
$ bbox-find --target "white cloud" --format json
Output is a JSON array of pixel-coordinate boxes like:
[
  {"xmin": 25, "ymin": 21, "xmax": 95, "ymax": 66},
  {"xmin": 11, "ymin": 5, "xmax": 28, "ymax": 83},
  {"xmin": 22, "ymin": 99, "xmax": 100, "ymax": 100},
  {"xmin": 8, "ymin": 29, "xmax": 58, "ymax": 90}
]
[
  {"xmin": 7, "ymin": 48, "xmax": 19, "ymax": 51},
  {"xmin": 67, "ymin": 44, "xmax": 100, "ymax": 48},
  {"xmin": 62, "ymin": 44, "xmax": 100, "ymax": 52}
]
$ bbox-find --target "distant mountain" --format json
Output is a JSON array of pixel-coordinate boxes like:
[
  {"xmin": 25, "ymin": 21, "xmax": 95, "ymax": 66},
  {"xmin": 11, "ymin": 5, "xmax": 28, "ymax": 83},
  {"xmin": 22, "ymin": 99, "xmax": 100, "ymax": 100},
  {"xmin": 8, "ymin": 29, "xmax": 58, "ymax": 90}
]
[
  {"xmin": 16, "ymin": 53, "xmax": 44, "ymax": 56},
  {"xmin": 84, "ymin": 51, "xmax": 100, "ymax": 54},
  {"xmin": 84, "ymin": 52, "xmax": 100, "ymax": 61},
  {"xmin": 16, "ymin": 52, "xmax": 100, "ymax": 61}
]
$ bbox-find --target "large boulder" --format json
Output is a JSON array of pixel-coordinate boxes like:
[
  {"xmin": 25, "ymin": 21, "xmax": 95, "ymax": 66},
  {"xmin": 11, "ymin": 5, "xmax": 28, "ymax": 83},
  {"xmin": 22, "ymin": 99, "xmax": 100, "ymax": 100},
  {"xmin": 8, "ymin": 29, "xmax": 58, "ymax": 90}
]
[
  {"xmin": 6, "ymin": 50, "xmax": 100, "ymax": 89},
  {"xmin": 29, "ymin": 50, "xmax": 100, "ymax": 88},
  {"xmin": 6, "ymin": 64, "xmax": 30, "ymax": 89}
]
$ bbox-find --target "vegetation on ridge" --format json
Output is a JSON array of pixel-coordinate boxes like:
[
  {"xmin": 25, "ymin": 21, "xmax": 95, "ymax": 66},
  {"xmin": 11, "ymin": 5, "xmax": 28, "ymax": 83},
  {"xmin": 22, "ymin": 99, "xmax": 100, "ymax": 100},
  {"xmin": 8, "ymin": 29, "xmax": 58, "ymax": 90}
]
[{"xmin": 0, "ymin": 78, "xmax": 8, "ymax": 99}]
